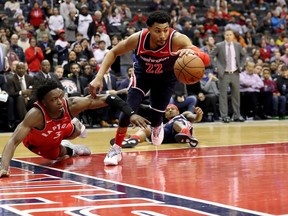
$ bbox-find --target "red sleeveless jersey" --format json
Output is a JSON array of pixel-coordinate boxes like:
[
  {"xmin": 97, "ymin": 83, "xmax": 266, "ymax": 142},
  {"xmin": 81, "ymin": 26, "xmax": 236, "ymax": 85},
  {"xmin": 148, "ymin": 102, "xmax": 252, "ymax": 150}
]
[
  {"xmin": 23, "ymin": 99, "xmax": 74, "ymax": 157},
  {"xmin": 135, "ymin": 28, "xmax": 177, "ymax": 74}
]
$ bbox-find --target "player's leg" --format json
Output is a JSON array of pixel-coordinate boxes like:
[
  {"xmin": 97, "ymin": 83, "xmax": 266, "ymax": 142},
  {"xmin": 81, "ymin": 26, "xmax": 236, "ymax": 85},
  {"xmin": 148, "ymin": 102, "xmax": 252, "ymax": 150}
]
[
  {"xmin": 105, "ymin": 88, "xmax": 146, "ymax": 165},
  {"xmin": 173, "ymin": 120, "xmax": 198, "ymax": 147},
  {"xmin": 149, "ymin": 75, "xmax": 177, "ymax": 145},
  {"xmin": 110, "ymin": 127, "xmax": 151, "ymax": 148},
  {"xmin": 60, "ymin": 122, "xmax": 91, "ymax": 156}
]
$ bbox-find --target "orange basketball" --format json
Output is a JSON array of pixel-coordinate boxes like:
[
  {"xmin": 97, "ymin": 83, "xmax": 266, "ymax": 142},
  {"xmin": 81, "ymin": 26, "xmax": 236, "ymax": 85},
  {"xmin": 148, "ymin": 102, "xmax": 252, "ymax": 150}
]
[{"xmin": 174, "ymin": 54, "xmax": 205, "ymax": 84}]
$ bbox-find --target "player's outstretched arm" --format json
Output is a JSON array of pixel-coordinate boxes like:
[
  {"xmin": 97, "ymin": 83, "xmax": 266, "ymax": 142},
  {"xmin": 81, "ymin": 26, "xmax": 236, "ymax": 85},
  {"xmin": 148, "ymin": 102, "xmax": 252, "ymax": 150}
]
[
  {"xmin": 182, "ymin": 107, "xmax": 203, "ymax": 123},
  {"xmin": 0, "ymin": 109, "xmax": 40, "ymax": 178},
  {"xmin": 69, "ymin": 94, "xmax": 151, "ymax": 129}
]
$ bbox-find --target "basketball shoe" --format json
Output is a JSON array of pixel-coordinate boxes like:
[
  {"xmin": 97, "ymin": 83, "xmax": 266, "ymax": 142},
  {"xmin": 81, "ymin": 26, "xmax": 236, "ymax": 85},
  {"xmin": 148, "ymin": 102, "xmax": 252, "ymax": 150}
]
[
  {"xmin": 174, "ymin": 128, "xmax": 198, "ymax": 147},
  {"xmin": 61, "ymin": 140, "xmax": 91, "ymax": 156},
  {"xmin": 109, "ymin": 138, "xmax": 139, "ymax": 148},
  {"xmin": 104, "ymin": 144, "xmax": 122, "ymax": 166},
  {"xmin": 151, "ymin": 123, "xmax": 164, "ymax": 146}
]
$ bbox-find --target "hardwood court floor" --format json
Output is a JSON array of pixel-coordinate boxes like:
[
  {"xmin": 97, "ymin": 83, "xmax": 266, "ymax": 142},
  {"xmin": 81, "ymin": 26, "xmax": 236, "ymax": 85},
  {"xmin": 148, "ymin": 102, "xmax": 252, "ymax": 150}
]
[{"xmin": 1, "ymin": 120, "xmax": 288, "ymax": 215}]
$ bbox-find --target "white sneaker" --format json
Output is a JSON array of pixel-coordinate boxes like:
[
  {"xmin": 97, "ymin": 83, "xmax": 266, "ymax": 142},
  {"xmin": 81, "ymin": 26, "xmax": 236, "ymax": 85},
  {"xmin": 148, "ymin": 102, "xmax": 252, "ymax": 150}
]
[
  {"xmin": 104, "ymin": 144, "xmax": 122, "ymax": 166},
  {"xmin": 61, "ymin": 140, "xmax": 91, "ymax": 156},
  {"xmin": 151, "ymin": 123, "xmax": 164, "ymax": 146}
]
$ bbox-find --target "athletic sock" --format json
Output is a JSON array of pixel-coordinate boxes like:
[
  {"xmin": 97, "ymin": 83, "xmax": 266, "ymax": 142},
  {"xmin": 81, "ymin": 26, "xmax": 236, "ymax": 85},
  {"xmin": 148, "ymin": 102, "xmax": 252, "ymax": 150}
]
[
  {"xmin": 114, "ymin": 128, "xmax": 127, "ymax": 147},
  {"xmin": 180, "ymin": 128, "xmax": 191, "ymax": 136}
]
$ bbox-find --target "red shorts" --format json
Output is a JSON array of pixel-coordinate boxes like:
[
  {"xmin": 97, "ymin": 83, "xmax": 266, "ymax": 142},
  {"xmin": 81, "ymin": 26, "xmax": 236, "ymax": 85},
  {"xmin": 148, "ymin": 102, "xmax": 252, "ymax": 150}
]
[{"xmin": 23, "ymin": 123, "xmax": 75, "ymax": 160}]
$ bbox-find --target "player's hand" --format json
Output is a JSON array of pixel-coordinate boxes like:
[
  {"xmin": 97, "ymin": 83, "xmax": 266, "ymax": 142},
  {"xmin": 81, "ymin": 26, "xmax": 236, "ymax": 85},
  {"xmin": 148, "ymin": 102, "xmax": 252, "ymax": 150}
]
[
  {"xmin": 172, "ymin": 49, "xmax": 196, "ymax": 57},
  {"xmin": 194, "ymin": 107, "xmax": 203, "ymax": 116},
  {"xmin": 0, "ymin": 169, "xmax": 9, "ymax": 178},
  {"xmin": 89, "ymin": 76, "xmax": 103, "ymax": 98},
  {"xmin": 129, "ymin": 114, "xmax": 151, "ymax": 129}
]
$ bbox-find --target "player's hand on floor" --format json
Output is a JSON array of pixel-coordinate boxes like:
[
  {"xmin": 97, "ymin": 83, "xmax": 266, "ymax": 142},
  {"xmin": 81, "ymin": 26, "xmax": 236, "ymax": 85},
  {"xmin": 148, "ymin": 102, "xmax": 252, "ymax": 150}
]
[
  {"xmin": 0, "ymin": 169, "xmax": 9, "ymax": 178},
  {"xmin": 129, "ymin": 114, "xmax": 151, "ymax": 129}
]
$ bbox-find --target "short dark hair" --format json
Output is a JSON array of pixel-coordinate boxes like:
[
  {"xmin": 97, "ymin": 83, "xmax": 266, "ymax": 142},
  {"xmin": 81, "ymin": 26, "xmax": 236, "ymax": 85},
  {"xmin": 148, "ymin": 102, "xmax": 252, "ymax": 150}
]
[
  {"xmin": 35, "ymin": 79, "xmax": 64, "ymax": 102},
  {"xmin": 146, "ymin": 11, "xmax": 170, "ymax": 27}
]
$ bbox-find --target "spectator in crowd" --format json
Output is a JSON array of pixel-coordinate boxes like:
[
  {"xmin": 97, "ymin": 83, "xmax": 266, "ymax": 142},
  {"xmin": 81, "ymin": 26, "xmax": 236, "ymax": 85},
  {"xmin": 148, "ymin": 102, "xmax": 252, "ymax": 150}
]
[
  {"xmin": 82, "ymin": 64, "xmax": 95, "ymax": 83},
  {"xmin": 48, "ymin": 7, "xmax": 64, "ymax": 41},
  {"xmin": 33, "ymin": 60, "xmax": 61, "ymax": 84},
  {"xmin": 87, "ymin": 10, "xmax": 108, "ymax": 40},
  {"xmin": 63, "ymin": 51, "xmax": 77, "ymax": 78},
  {"xmin": 4, "ymin": 41, "xmax": 19, "ymax": 73},
  {"xmin": 88, "ymin": 57, "xmax": 100, "ymax": 74},
  {"xmin": 261, "ymin": 67, "xmax": 283, "ymax": 118},
  {"xmin": 133, "ymin": 12, "xmax": 147, "ymax": 32},
  {"xmin": 54, "ymin": 65, "xmax": 64, "ymax": 81},
  {"xmin": 95, "ymin": 25, "xmax": 111, "ymax": 49},
  {"xmin": 14, "ymin": 14, "xmax": 25, "ymax": 34},
  {"xmin": 259, "ymin": 39, "xmax": 271, "ymax": 62},
  {"xmin": 7, "ymin": 62, "xmax": 34, "ymax": 121},
  {"xmin": 68, "ymin": 63, "xmax": 88, "ymax": 96},
  {"xmin": 18, "ymin": 29, "xmax": 30, "ymax": 52},
  {"xmin": 76, "ymin": 4, "xmax": 93, "ymax": 39},
  {"xmin": 93, "ymin": 40, "xmax": 109, "ymax": 65},
  {"xmin": 198, "ymin": 72, "xmax": 220, "ymax": 122},
  {"xmin": 38, "ymin": 33, "xmax": 55, "ymax": 68},
  {"xmin": 28, "ymin": 2, "xmax": 45, "ymax": 29},
  {"xmin": 210, "ymin": 29, "xmax": 246, "ymax": 123},
  {"xmin": 239, "ymin": 61, "xmax": 264, "ymax": 120},
  {"xmin": 55, "ymin": 30, "xmax": 70, "ymax": 65},
  {"xmin": 4, "ymin": 0, "xmax": 21, "ymax": 17},
  {"xmin": 60, "ymin": 0, "xmax": 76, "ymax": 22},
  {"xmin": 108, "ymin": 35, "xmax": 121, "ymax": 78},
  {"xmin": 35, "ymin": 23, "xmax": 52, "ymax": 43},
  {"xmin": 76, "ymin": 0, "xmax": 89, "ymax": 11},
  {"xmin": 0, "ymin": 73, "xmax": 16, "ymax": 130},
  {"xmin": 64, "ymin": 10, "xmax": 78, "ymax": 44},
  {"xmin": 280, "ymin": 46, "xmax": 288, "ymax": 65},
  {"xmin": 201, "ymin": 36, "xmax": 216, "ymax": 75},
  {"xmin": 89, "ymin": 0, "xmax": 102, "ymax": 12},
  {"xmin": 225, "ymin": 17, "xmax": 243, "ymax": 35},
  {"xmin": 25, "ymin": 37, "xmax": 44, "ymax": 76},
  {"xmin": 275, "ymin": 65, "xmax": 288, "ymax": 119},
  {"xmin": 0, "ymin": 41, "xmax": 7, "ymax": 73}
]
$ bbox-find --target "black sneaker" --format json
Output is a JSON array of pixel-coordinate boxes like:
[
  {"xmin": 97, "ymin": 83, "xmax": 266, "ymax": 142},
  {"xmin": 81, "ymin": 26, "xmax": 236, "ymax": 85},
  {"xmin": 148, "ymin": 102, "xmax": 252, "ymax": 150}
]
[
  {"xmin": 109, "ymin": 138, "xmax": 139, "ymax": 148},
  {"xmin": 174, "ymin": 133, "xmax": 199, "ymax": 147}
]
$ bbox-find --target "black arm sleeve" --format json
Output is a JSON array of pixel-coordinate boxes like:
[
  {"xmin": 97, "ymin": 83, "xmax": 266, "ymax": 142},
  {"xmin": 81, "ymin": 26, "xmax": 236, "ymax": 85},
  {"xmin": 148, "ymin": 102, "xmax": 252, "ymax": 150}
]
[{"xmin": 105, "ymin": 94, "xmax": 135, "ymax": 117}]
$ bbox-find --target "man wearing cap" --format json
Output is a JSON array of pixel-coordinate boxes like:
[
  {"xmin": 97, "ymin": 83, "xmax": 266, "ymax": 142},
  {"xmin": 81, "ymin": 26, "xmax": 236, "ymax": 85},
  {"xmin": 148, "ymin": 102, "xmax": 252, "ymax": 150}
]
[
  {"xmin": 76, "ymin": 4, "xmax": 93, "ymax": 39},
  {"xmin": 110, "ymin": 104, "xmax": 203, "ymax": 148},
  {"xmin": 55, "ymin": 30, "xmax": 70, "ymax": 65}
]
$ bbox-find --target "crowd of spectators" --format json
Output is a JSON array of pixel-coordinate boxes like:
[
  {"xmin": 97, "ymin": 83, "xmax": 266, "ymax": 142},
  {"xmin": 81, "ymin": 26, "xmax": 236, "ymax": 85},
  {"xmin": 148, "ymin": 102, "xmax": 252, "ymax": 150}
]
[{"xmin": 0, "ymin": 0, "xmax": 287, "ymax": 131}]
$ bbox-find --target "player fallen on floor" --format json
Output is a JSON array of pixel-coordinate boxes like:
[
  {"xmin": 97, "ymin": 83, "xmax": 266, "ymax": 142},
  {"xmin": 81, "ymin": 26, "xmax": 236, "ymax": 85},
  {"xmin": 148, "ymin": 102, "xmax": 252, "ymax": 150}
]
[
  {"xmin": 0, "ymin": 79, "xmax": 150, "ymax": 178},
  {"xmin": 110, "ymin": 104, "xmax": 203, "ymax": 148}
]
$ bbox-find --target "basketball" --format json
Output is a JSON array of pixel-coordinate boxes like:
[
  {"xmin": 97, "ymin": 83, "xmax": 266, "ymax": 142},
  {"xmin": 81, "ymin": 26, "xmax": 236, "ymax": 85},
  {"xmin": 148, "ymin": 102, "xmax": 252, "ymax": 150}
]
[{"xmin": 174, "ymin": 54, "xmax": 205, "ymax": 84}]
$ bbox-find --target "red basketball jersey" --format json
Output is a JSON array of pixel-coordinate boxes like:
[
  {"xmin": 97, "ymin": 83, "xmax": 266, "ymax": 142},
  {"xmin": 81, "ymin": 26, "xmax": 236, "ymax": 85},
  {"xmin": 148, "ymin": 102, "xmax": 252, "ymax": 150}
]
[
  {"xmin": 135, "ymin": 28, "xmax": 177, "ymax": 74},
  {"xmin": 23, "ymin": 99, "xmax": 74, "ymax": 155}
]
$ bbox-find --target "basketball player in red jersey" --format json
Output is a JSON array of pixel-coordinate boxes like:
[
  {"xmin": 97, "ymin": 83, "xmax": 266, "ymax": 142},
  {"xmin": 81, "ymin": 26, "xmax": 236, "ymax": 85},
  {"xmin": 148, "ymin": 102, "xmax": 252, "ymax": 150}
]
[
  {"xmin": 89, "ymin": 10, "xmax": 210, "ymax": 166},
  {"xmin": 0, "ymin": 79, "xmax": 150, "ymax": 178}
]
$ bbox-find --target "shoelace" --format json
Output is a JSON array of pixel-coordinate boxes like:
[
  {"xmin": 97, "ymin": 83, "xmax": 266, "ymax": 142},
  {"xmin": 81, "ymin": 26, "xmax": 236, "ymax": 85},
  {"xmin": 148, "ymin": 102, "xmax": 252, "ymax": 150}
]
[
  {"xmin": 107, "ymin": 146, "xmax": 120, "ymax": 158},
  {"xmin": 152, "ymin": 126, "xmax": 161, "ymax": 137}
]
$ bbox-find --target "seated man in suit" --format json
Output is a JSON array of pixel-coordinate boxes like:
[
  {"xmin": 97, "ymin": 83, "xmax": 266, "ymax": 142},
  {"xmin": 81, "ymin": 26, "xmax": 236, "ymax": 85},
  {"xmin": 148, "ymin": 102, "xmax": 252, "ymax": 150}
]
[
  {"xmin": 34, "ymin": 60, "xmax": 61, "ymax": 84},
  {"xmin": 0, "ymin": 74, "xmax": 15, "ymax": 130},
  {"xmin": 7, "ymin": 62, "xmax": 34, "ymax": 121}
]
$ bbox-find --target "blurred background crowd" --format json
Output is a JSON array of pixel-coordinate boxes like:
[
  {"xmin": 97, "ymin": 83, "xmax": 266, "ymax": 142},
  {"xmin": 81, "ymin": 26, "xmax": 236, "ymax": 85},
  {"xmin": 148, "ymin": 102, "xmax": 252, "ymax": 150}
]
[{"xmin": 0, "ymin": 0, "xmax": 287, "ymax": 131}]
